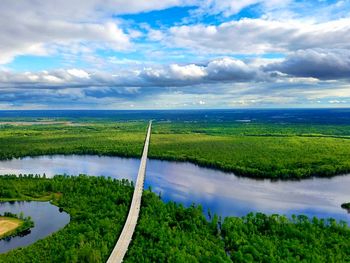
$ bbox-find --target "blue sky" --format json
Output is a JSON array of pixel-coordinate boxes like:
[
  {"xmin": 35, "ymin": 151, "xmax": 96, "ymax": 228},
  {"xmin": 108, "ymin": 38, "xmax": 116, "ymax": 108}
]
[{"xmin": 0, "ymin": 0, "xmax": 350, "ymax": 109}]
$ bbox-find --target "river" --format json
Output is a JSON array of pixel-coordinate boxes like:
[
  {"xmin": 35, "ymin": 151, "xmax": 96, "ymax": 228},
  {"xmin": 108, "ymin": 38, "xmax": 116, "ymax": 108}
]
[{"xmin": 0, "ymin": 155, "xmax": 349, "ymax": 224}]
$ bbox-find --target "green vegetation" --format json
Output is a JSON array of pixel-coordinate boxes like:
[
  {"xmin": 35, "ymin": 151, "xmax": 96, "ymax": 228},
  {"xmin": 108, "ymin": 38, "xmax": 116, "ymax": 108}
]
[
  {"xmin": 125, "ymin": 192, "xmax": 228, "ymax": 262},
  {"xmin": 222, "ymin": 213, "xmax": 350, "ymax": 262},
  {"xmin": 149, "ymin": 132, "xmax": 350, "ymax": 178},
  {"xmin": 1, "ymin": 176, "xmax": 349, "ymax": 262},
  {"xmin": 0, "ymin": 175, "xmax": 134, "ymax": 263},
  {"xmin": 0, "ymin": 212, "xmax": 34, "ymax": 240},
  {"xmin": 341, "ymin": 203, "xmax": 350, "ymax": 210},
  {"xmin": 0, "ymin": 173, "xmax": 61, "ymax": 202},
  {"xmin": 151, "ymin": 122, "xmax": 350, "ymax": 178},
  {"xmin": 0, "ymin": 122, "xmax": 145, "ymax": 160},
  {"xmin": 1, "ymin": 121, "xmax": 350, "ymax": 178}
]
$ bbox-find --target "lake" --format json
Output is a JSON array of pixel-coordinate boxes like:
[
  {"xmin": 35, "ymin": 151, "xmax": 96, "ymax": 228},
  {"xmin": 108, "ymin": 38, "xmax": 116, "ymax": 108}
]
[
  {"xmin": 0, "ymin": 201, "xmax": 70, "ymax": 254},
  {"xmin": 0, "ymin": 155, "xmax": 349, "ymax": 225}
]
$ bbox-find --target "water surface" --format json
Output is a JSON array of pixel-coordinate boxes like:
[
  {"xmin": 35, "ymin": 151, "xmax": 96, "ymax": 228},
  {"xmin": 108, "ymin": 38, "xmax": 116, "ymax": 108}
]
[
  {"xmin": 0, "ymin": 201, "xmax": 70, "ymax": 254},
  {"xmin": 1, "ymin": 155, "xmax": 349, "ymax": 224}
]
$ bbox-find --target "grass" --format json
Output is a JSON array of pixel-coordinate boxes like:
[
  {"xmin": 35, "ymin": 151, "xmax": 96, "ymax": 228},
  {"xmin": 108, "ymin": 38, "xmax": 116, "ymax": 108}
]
[
  {"xmin": 1, "ymin": 120, "xmax": 350, "ymax": 179},
  {"xmin": 0, "ymin": 217, "xmax": 22, "ymax": 238}
]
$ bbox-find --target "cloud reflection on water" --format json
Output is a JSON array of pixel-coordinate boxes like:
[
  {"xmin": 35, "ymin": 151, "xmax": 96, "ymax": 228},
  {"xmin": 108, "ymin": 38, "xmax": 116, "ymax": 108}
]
[{"xmin": 0, "ymin": 155, "xmax": 349, "ymax": 223}]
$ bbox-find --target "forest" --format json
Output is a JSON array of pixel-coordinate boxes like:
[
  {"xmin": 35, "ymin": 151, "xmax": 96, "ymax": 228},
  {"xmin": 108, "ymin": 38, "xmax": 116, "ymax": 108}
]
[
  {"xmin": 0, "ymin": 175, "xmax": 133, "ymax": 262},
  {"xmin": 0, "ymin": 176, "xmax": 349, "ymax": 262},
  {"xmin": 1, "ymin": 120, "xmax": 350, "ymax": 179}
]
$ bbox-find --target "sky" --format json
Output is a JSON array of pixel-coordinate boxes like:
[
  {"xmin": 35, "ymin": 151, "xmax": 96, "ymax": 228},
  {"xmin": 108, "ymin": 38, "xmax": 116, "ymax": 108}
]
[{"xmin": 1, "ymin": 0, "xmax": 350, "ymax": 109}]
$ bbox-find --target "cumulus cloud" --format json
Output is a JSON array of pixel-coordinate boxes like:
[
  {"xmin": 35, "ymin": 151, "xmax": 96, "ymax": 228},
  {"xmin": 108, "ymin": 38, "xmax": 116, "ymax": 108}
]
[
  {"xmin": 205, "ymin": 58, "xmax": 260, "ymax": 81},
  {"xmin": 2, "ymin": 76, "xmax": 349, "ymax": 109},
  {"xmin": 0, "ymin": 0, "xmax": 193, "ymax": 63},
  {"xmin": 0, "ymin": 58, "xmax": 264, "ymax": 90},
  {"xmin": 162, "ymin": 18, "xmax": 350, "ymax": 54},
  {"xmin": 138, "ymin": 57, "xmax": 263, "ymax": 86},
  {"xmin": 265, "ymin": 49, "xmax": 350, "ymax": 80},
  {"xmin": 0, "ymin": 17, "xmax": 130, "ymax": 64},
  {"xmin": 1, "ymin": 0, "xmax": 350, "ymax": 109},
  {"xmin": 3, "ymin": 51, "xmax": 350, "ymax": 92},
  {"xmin": 0, "ymin": 69, "xmax": 94, "ymax": 88},
  {"xmin": 3, "ymin": 55, "xmax": 344, "ymax": 109},
  {"xmin": 2, "ymin": 0, "xmax": 350, "ymax": 64},
  {"xmin": 0, "ymin": 0, "xmax": 187, "ymax": 21}
]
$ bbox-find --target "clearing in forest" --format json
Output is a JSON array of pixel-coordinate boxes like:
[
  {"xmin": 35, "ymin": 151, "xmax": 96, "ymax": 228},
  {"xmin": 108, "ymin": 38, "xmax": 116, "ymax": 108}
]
[{"xmin": 0, "ymin": 217, "xmax": 22, "ymax": 237}]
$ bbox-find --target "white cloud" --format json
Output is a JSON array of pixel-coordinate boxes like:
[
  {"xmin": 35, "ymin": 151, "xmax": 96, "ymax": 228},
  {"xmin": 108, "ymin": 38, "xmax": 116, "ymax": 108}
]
[
  {"xmin": 0, "ymin": 0, "xmax": 187, "ymax": 21},
  {"xmin": 2, "ymin": 52, "xmax": 350, "ymax": 93},
  {"xmin": 1, "ymin": 0, "xmax": 349, "ymax": 65},
  {"xmin": 1, "ymin": 1, "xmax": 350, "ymax": 109},
  {"xmin": 5, "ymin": 54, "xmax": 350, "ymax": 92},
  {"xmin": 206, "ymin": 57, "xmax": 258, "ymax": 81},
  {"xmin": 140, "ymin": 57, "xmax": 263, "ymax": 86},
  {"xmin": 163, "ymin": 18, "xmax": 350, "ymax": 54},
  {"xmin": 169, "ymin": 64, "xmax": 207, "ymax": 79},
  {"xmin": 67, "ymin": 69, "xmax": 90, "ymax": 79},
  {"xmin": 0, "ymin": 17, "xmax": 131, "ymax": 64},
  {"xmin": 0, "ymin": 58, "xmax": 262, "ymax": 94},
  {"xmin": 0, "ymin": 0, "xmax": 190, "ymax": 64},
  {"xmin": 329, "ymin": 99, "xmax": 347, "ymax": 104}
]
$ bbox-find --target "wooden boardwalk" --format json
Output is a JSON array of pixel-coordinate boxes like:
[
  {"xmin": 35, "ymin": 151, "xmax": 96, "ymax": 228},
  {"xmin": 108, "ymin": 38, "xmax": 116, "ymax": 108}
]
[{"xmin": 107, "ymin": 121, "xmax": 152, "ymax": 263}]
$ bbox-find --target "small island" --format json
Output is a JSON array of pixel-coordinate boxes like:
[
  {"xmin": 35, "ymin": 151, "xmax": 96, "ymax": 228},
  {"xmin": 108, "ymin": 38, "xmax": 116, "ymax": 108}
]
[
  {"xmin": 341, "ymin": 203, "xmax": 350, "ymax": 211},
  {"xmin": 0, "ymin": 212, "xmax": 34, "ymax": 240}
]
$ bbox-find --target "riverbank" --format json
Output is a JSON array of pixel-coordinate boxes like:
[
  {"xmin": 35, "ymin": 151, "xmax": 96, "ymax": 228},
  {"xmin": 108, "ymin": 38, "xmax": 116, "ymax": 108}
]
[
  {"xmin": 1, "ymin": 155, "xmax": 350, "ymax": 224},
  {"xmin": 1, "ymin": 121, "xmax": 350, "ymax": 179},
  {"xmin": 0, "ymin": 193, "xmax": 62, "ymax": 203},
  {"xmin": 0, "ymin": 175, "xmax": 133, "ymax": 261}
]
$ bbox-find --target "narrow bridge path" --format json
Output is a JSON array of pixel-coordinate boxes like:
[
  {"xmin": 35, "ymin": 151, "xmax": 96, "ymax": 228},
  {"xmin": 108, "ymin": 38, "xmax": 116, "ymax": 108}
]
[{"xmin": 107, "ymin": 121, "xmax": 152, "ymax": 263}]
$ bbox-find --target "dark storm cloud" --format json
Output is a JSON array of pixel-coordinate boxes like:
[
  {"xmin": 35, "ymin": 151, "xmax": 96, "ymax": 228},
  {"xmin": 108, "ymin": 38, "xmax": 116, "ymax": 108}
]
[{"xmin": 266, "ymin": 49, "xmax": 350, "ymax": 80}]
